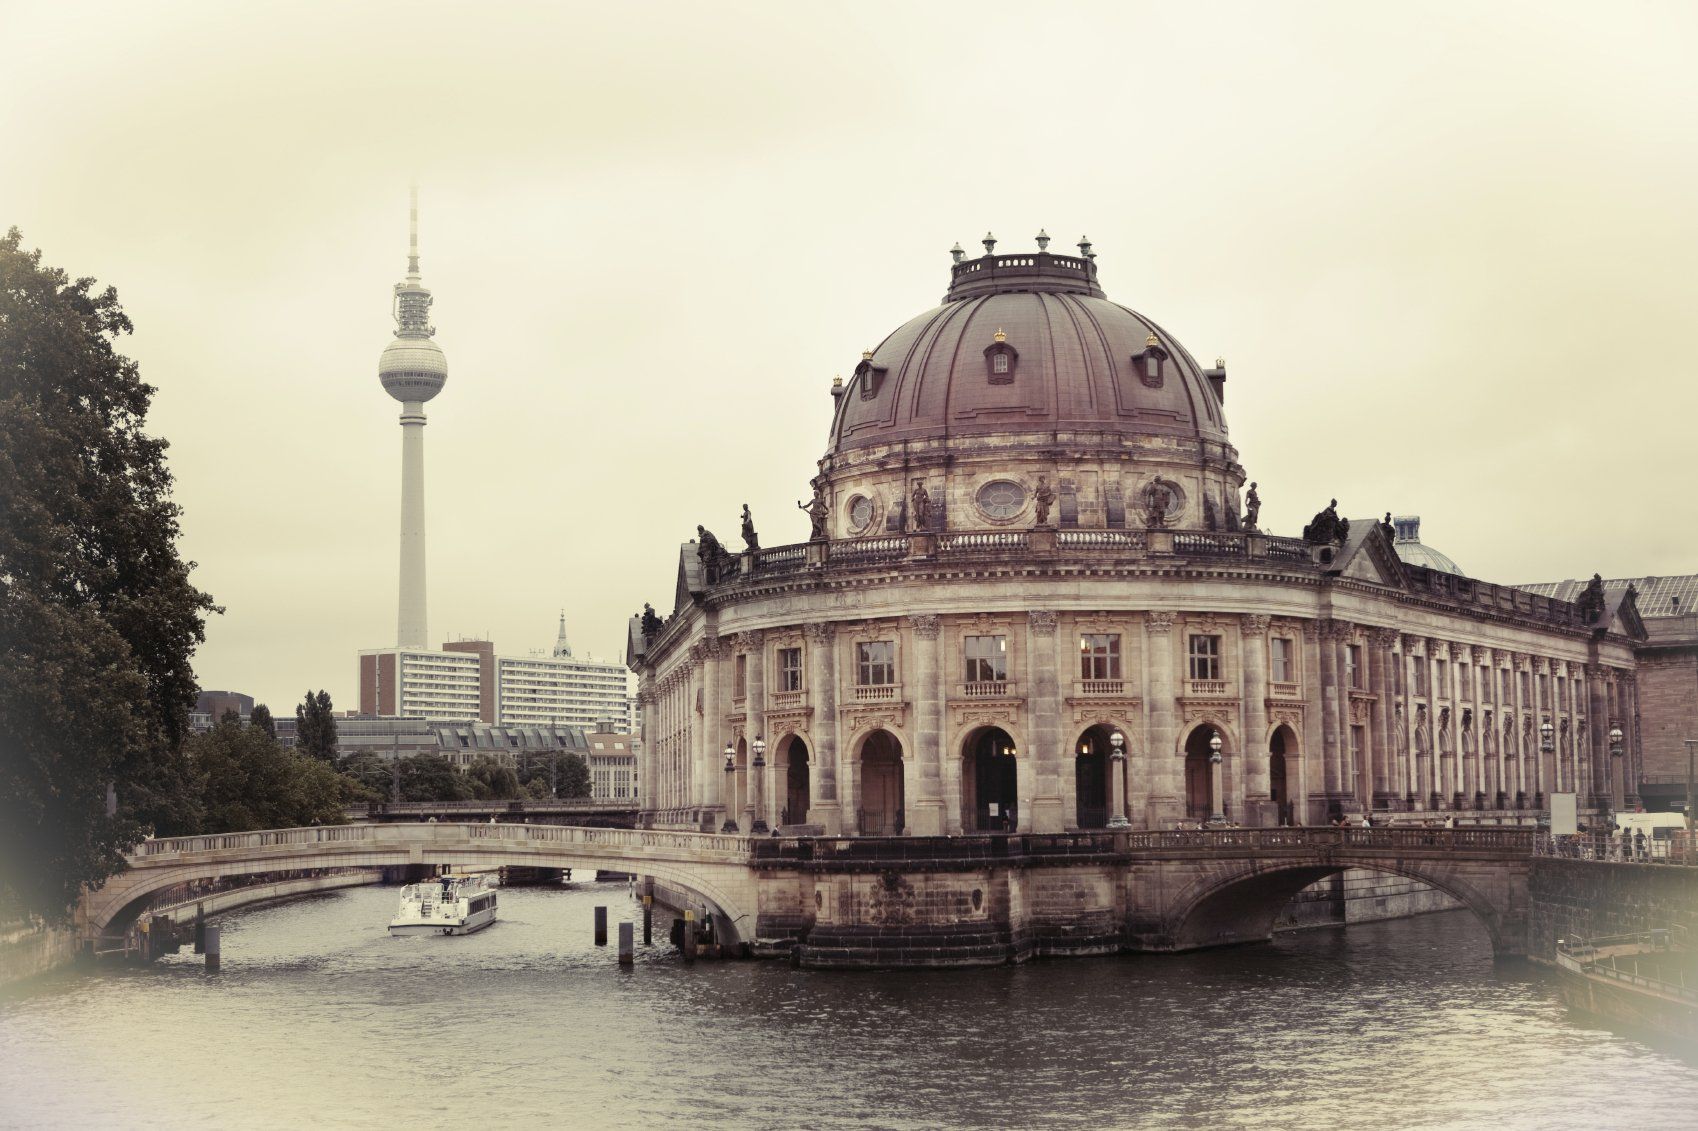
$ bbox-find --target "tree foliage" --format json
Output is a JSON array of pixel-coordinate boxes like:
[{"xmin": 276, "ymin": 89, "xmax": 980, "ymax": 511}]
[
  {"xmin": 249, "ymin": 703, "xmax": 275, "ymax": 740},
  {"xmin": 295, "ymin": 689, "xmax": 337, "ymax": 761},
  {"xmin": 0, "ymin": 229, "xmax": 217, "ymax": 922},
  {"xmin": 516, "ymin": 750, "xmax": 591, "ymax": 799},
  {"xmin": 466, "ymin": 754, "xmax": 521, "ymax": 801},
  {"xmin": 186, "ymin": 718, "xmax": 349, "ymax": 833},
  {"xmin": 398, "ymin": 752, "xmax": 474, "ymax": 802}
]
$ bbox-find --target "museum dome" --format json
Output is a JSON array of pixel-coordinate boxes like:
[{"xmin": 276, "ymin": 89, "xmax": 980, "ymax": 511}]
[
  {"xmin": 1390, "ymin": 515, "xmax": 1463, "ymax": 576},
  {"xmin": 827, "ymin": 236, "xmax": 1229, "ymax": 457}
]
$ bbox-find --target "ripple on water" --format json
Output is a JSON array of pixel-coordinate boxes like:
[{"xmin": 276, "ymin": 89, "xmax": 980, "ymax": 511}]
[{"xmin": 3, "ymin": 889, "xmax": 1698, "ymax": 1130}]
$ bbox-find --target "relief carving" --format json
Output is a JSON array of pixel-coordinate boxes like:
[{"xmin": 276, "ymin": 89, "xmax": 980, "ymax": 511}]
[
  {"xmin": 1146, "ymin": 611, "xmax": 1177, "ymax": 635},
  {"xmin": 1241, "ymin": 614, "xmax": 1271, "ymax": 636},
  {"xmin": 1028, "ymin": 610, "xmax": 1059, "ymax": 633},
  {"xmin": 907, "ymin": 614, "xmax": 941, "ymax": 639}
]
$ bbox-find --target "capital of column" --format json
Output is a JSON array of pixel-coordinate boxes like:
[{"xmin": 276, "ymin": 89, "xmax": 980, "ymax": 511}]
[
  {"xmin": 732, "ymin": 630, "xmax": 764, "ymax": 649},
  {"xmin": 907, "ymin": 613, "xmax": 941, "ymax": 639},
  {"xmin": 702, "ymin": 637, "xmax": 725, "ymax": 659},
  {"xmin": 1146, "ymin": 611, "xmax": 1177, "ymax": 635},
  {"xmin": 1320, "ymin": 618, "xmax": 1354, "ymax": 642},
  {"xmin": 1028, "ymin": 610, "xmax": 1058, "ymax": 634},
  {"xmin": 1369, "ymin": 627, "xmax": 1400, "ymax": 648},
  {"xmin": 1241, "ymin": 614, "xmax": 1271, "ymax": 636},
  {"xmin": 804, "ymin": 621, "xmax": 835, "ymax": 643}
]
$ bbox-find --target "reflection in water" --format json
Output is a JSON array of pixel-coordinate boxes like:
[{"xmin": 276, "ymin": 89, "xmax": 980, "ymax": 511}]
[{"xmin": 4, "ymin": 885, "xmax": 1697, "ymax": 1130}]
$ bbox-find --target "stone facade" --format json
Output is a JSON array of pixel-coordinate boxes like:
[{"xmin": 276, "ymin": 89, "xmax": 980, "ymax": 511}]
[{"xmin": 632, "ymin": 243, "xmax": 1650, "ymax": 837}]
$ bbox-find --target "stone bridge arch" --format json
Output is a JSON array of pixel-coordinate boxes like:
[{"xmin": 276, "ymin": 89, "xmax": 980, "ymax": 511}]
[
  {"xmin": 81, "ymin": 826, "xmax": 760, "ymax": 946},
  {"xmin": 1140, "ymin": 853, "xmax": 1526, "ymax": 956}
]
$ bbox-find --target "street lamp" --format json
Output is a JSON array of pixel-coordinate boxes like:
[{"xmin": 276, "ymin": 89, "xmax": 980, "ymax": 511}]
[
  {"xmin": 1539, "ymin": 719, "xmax": 1555, "ymax": 809},
  {"xmin": 721, "ymin": 741, "xmax": 738, "ymax": 833},
  {"xmin": 750, "ymin": 735, "xmax": 769, "ymax": 835},
  {"xmin": 1107, "ymin": 729, "xmax": 1130, "ymax": 829},
  {"xmin": 1208, "ymin": 731, "xmax": 1226, "ymax": 825}
]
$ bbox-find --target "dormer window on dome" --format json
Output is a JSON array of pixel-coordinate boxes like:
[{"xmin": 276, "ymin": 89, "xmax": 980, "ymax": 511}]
[
  {"xmin": 985, "ymin": 328, "xmax": 1018, "ymax": 385},
  {"xmin": 1135, "ymin": 331, "xmax": 1168, "ymax": 389},
  {"xmin": 855, "ymin": 349, "xmax": 887, "ymax": 400}
]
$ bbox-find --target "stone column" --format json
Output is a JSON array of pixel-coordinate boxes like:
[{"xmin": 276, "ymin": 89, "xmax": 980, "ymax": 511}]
[
  {"xmin": 1624, "ymin": 673, "xmax": 1643, "ymax": 810},
  {"xmin": 1366, "ymin": 630, "xmax": 1388, "ymax": 808},
  {"xmin": 1144, "ymin": 612, "xmax": 1181, "ymax": 828},
  {"xmin": 908, "ymin": 614, "xmax": 944, "ymax": 835},
  {"xmin": 1317, "ymin": 621, "xmax": 1343, "ymax": 801},
  {"xmin": 1027, "ymin": 610, "xmax": 1064, "ymax": 834},
  {"xmin": 1588, "ymin": 664, "xmax": 1611, "ymax": 811},
  {"xmin": 738, "ymin": 632, "xmax": 765, "ymax": 829},
  {"xmin": 701, "ymin": 639, "xmax": 724, "ymax": 826},
  {"xmin": 1301, "ymin": 623, "xmax": 1326, "ymax": 822},
  {"xmin": 1240, "ymin": 615, "xmax": 1274, "ymax": 826},
  {"xmin": 806, "ymin": 622, "xmax": 841, "ymax": 834}
]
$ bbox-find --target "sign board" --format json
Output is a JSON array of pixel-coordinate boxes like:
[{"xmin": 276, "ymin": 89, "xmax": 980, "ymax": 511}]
[
  {"xmin": 988, "ymin": 802, "xmax": 1000, "ymax": 817},
  {"xmin": 1549, "ymin": 792, "xmax": 1578, "ymax": 836}
]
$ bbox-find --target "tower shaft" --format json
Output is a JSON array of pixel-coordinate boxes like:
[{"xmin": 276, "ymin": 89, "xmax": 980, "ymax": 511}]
[{"xmin": 398, "ymin": 402, "xmax": 428, "ymax": 648}]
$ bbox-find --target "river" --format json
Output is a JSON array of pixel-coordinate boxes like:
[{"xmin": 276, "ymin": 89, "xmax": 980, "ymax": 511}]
[{"xmin": 3, "ymin": 883, "xmax": 1696, "ymax": 1129}]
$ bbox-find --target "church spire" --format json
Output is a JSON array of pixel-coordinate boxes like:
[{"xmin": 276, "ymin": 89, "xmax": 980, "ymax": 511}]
[{"xmin": 553, "ymin": 611, "xmax": 572, "ymax": 658}]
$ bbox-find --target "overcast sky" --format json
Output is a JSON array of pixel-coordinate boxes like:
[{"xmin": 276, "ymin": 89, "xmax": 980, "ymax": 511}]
[{"xmin": 4, "ymin": 1, "xmax": 1695, "ymax": 713}]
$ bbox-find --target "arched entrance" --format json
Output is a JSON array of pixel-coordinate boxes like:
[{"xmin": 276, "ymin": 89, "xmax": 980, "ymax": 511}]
[
  {"xmin": 778, "ymin": 735, "xmax": 810, "ymax": 826},
  {"xmin": 1074, "ymin": 724, "xmax": 1118, "ymax": 829},
  {"xmin": 858, "ymin": 729, "xmax": 905, "ymax": 835},
  {"xmin": 963, "ymin": 727, "xmax": 1018, "ymax": 832},
  {"xmin": 1183, "ymin": 727, "xmax": 1217, "ymax": 821},
  {"xmin": 1269, "ymin": 725, "xmax": 1293, "ymax": 826}
]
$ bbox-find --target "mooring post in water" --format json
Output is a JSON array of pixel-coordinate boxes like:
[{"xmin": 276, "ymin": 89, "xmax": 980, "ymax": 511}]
[
  {"xmin": 682, "ymin": 910, "xmax": 697, "ymax": 963},
  {"xmin": 618, "ymin": 921, "xmax": 634, "ymax": 966},
  {"xmin": 594, "ymin": 905, "xmax": 608, "ymax": 946},
  {"xmin": 193, "ymin": 903, "xmax": 206, "ymax": 954},
  {"xmin": 643, "ymin": 895, "xmax": 653, "ymax": 945},
  {"xmin": 204, "ymin": 924, "xmax": 221, "ymax": 973}
]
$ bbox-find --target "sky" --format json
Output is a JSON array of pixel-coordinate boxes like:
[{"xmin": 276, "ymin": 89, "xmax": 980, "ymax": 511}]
[{"xmin": 3, "ymin": 1, "xmax": 1696, "ymax": 714}]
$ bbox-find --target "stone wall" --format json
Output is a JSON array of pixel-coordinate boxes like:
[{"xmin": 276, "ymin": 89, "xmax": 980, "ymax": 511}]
[
  {"xmin": 0, "ymin": 923, "xmax": 79, "ymax": 988},
  {"xmin": 1528, "ymin": 858, "xmax": 1698, "ymax": 963},
  {"xmin": 1279, "ymin": 869, "xmax": 1462, "ymax": 931}
]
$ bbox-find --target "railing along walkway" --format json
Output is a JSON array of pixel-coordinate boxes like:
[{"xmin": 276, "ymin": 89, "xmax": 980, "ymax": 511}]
[
  {"xmin": 128, "ymin": 822, "xmax": 754, "ymax": 862},
  {"xmin": 1535, "ymin": 831, "xmax": 1698, "ymax": 866},
  {"xmin": 1556, "ymin": 930, "xmax": 1698, "ymax": 1004}
]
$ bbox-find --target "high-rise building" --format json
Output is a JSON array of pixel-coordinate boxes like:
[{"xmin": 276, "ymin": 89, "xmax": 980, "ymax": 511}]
[
  {"xmin": 377, "ymin": 187, "xmax": 447, "ymax": 649},
  {"xmin": 360, "ymin": 616, "xmax": 635, "ymax": 730}
]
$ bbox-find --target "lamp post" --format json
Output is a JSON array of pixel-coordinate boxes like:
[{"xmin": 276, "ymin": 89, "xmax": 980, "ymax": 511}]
[
  {"xmin": 1107, "ymin": 729, "xmax": 1130, "ymax": 829},
  {"xmin": 1539, "ymin": 719, "xmax": 1555, "ymax": 809},
  {"xmin": 1208, "ymin": 731, "xmax": 1226, "ymax": 825},
  {"xmin": 1683, "ymin": 738, "xmax": 1698, "ymax": 838},
  {"xmin": 750, "ymin": 735, "xmax": 769, "ymax": 834},
  {"xmin": 1608, "ymin": 724, "xmax": 1624, "ymax": 826},
  {"xmin": 720, "ymin": 741, "xmax": 739, "ymax": 833}
]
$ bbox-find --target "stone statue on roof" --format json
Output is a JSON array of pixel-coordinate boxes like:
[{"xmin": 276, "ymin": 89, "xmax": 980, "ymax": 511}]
[
  {"xmin": 1144, "ymin": 479, "xmax": 1172, "ymax": 529},
  {"xmin": 697, "ymin": 525, "xmax": 732, "ymax": 584},
  {"xmin": 1034, "ymin": 476, "xmax": 1055, "ymax": 526},
  {"xmin": 1379, "ymin": 512, "xmax": 1395, "ymax": 541},
  {"xmin": 1576, "ymin": 573, "xmax": 1607, "ymax": 623},
  {"xmin": 1302, "ymin": 498, "xmax": 1348, "ymax": 545},
  {"xmin": 797, "ymin": 478, "xmax": 829, "ymax": 541},
  {"xmin": 740, "ymin": 503, "xmax": 760, "ymax": 553},
  {"xmin": 910, "ymin": 479, "xmax": 932, "ymax": 533},
  {"xmin": 1242, "ymin": 482, "xmax": 1260, "ymax": 532},
  {"xmin": 641, "ymin": 603, "xmax": 663, "ymax": 640}
]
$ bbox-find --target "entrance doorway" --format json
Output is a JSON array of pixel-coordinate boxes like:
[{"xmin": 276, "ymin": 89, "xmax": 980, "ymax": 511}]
[
  {"xmin": 1074, "ymin": 724, "xmax": 1117, "ymax": 828},
  {"xmin": 781, "ymin": 737, "xmax": 810, "ymax": 826},
  {"xmin": 963, "ymin": 727, "xmax": 1018, "ymax": 832},
  {"xmin": 1270, "ymin": 726, "xmax": 1293, "ymax": 825},
  {"xmin": 1184, "ymin": 727, "xmax": 1217, "ymax": 820},
  {"xmin": 859, "ymin": 730, "xmax": 905, "ymax": 834}
]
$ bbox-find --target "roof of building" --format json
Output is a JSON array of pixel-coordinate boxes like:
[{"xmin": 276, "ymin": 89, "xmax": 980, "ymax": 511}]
[
  {"xmin": 1389, "ymin": 515, "xmax": 1463, "ymax": 576},
  {"xmin": 827, "ymin": 241, "xmax": 1228, "ymax": 456},
  {"xmin": 1518, "ymin": 574, "xmax": 1698, "ymax": 619}
]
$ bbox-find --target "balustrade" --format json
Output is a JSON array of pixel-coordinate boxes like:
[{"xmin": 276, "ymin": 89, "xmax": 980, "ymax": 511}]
[
  {"xmin": 1076, "ymin": 679, "xmax": 1124, "ymax": 696},
  {"xmin": 852, "ymin": 683, "xmax": 901, "ymax": 703},
  {"xmin": 960, "ymin": 680, "xmax": 1017, "ymax": 699}
]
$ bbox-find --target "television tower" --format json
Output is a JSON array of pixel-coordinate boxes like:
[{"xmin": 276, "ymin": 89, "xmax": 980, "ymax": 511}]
[{"xmin": 377, "ymin": 186, "xmax": 447, "ymax": 649}]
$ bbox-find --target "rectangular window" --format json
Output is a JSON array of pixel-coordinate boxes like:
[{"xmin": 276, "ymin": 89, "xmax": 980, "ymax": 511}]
[
  {"xmin": 857, "ymin": 641, "xmax": 895, "ymax": 686},
  {"xmin": 964, "ymin": 635, "xmax": 1008, "ymax": 683},
  {"xmin": 1411, "ymin": 656, "xmax": 1428, "ymax": 696},
  {"xmin": 1187, "ymin": 634, "xmax": 1221, "ymax": 681},
  {"xmin": 1520, "ymin": 671, "xmax": 1530, "ymax": 701},
  {"xmin": 1538, "ymin": 673, "xmax": 1549, "ymax": 704},
  {"xmin": 1270, "ymin": 638, "xmax": 1295, "ymax": 684},
  {"xmin": 1079, "ymin": 634, "xmax": 1122, "ymax": 681},
  {"xmin": 1350, "ymin": 725, "xmax": 1365, "ymax": 787},
  {"xmin": 1554, "ymin": 677, "xmax": 1564, "ymax": 712},
  {"xmin": 992, "ymin": 353, "xmax": 1010, "ymax": 374},
  {"xmin": 733, "ymin": 654, "xmax": 747, "ymax": 699},
  {"xmin": 1346, "ymin": 644, "xmax": 1363, "ymax": 690},
  {"xmin": 1460, "ymin": 664, "xmax": 1472, "ymax": 700},
  {"xmin": 778, "ymin": 647, "xmax": 803, "ymax": 693},
  {"xmin": 1435, "ymin": 659, "xmax": 1448, "ymax": 695}
]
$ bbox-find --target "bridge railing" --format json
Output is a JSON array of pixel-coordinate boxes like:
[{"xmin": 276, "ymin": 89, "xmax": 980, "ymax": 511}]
[
  {"xmin": 1123, "ymin": 827, "xmax": 1534, "ymax": 852},
  {"xmin": 1535, "ymin": 831, "xmax": 1698, "ymax": 866},
  {"xmin": 127, "ymin": 822, "xmax": 752, "ymax": 861}
]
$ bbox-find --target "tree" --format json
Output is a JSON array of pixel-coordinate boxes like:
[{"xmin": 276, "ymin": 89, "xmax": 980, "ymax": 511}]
[
  {"xmin": 558, "ymin": 752, "xmax": 591, "ymax": 799},
  {"xmin": 397, "ymin": 752, "xmax": 474, "ymax": 803},
  {"xmin": 467, "ymin": 755, "xmax": 521, "ymax": 801},
  {"xmin": 337, "ymin": 751, "xmax": 395, "ymax": 803},
  {"xmin": 186, "ymin": 718, "xmax": 347, "ymax": 833},
  {"xmin": 249, "ymin": 703, "xmax": 275, "ymax": 740},
  {"xmin": 0, "ymin": 229, "xmax": 217, "ymax": 923},
  {"xmin": 294, "ymin": 689, "xmax": 337, "ymax": 761}
]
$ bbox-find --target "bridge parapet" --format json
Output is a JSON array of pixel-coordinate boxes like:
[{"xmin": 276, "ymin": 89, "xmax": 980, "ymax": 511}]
[{"xmin": 128, "ymin": 822, "xmax": 754, "ymax": 864}]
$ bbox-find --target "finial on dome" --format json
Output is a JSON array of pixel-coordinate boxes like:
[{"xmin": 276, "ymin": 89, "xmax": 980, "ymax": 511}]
[
  {"xmin": 1078, "ymin": 235, "xmax": 1094, "ymax": 259},
  {"xmin": 1145, "ymin": 331, "xmax": 1159, "ymax": 348},
  {"xmin": 831, "ymin": 375, "xmax": 844, "ymax": 398},
  {"xmin": 1035, "ymin": 229, "xmax": 1050, "ymax": 251},
  {"xmin": 982, "ymin": 232, "xmax": 997, "ymax": 254},
  {"xmin": 861, "ymin": 349, "xmax": 874, "ymax": 360},
  {"xmin": 950, "ymin": 242, "xmax": 965, "ymax": 264},
  {"xmin": 1216, "ymin": 356, "xmax": 1225, "ymax": 368},
  {"xmin": 993, "ymin": 327, "xmax": 1008, "ymax": 342}
]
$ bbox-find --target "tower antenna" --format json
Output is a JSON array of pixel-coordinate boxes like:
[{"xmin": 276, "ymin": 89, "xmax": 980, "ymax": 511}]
[{"xmin": 407, "ymin": 182, "xmax": 421, "ymax": 280}]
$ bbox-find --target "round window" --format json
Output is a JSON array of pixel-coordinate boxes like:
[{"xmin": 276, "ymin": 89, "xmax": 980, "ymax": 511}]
[
  {"xmin": 848, "ymin": 495, "xmax": 875, "ymax": 533},
  {"xmin": 976, "ymin": 480, "xmax": 1027, "ymax": 520}
]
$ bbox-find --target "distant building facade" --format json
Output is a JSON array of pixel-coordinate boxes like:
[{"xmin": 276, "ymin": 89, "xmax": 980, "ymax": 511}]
[
  {"xmin": 332, "ymin": 715, "xmax": 589, "ymax": 768},
  {"xmin": 585, "ymin": 731, "xmax": 639, "ymax": 802},
  {"xmin": 360, "ymin": 616, "xmax": 634, "ymax": 730}
]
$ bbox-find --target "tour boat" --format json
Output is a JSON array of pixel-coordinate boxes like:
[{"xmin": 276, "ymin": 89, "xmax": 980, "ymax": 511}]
[{"xmin": 388, "ymin": 873, "xmax": 498, "ymax": 936}]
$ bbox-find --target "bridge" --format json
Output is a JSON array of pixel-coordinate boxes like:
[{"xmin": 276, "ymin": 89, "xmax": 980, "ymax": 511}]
[
  {"xmin": 81, "ymin": 824, "xmax": 1534, "ymax": 965},
  {"xmin": 351, "ymin": 799, "xmax": 642, "ymax": 826}
]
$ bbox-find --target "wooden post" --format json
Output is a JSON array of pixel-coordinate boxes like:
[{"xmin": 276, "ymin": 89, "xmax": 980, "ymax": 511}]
[
  {"xmin": 618, "ymin": 921, "xmax": 634, "ymax": 966},
  {"xmin": 193, "ymin": 904, "xmax": 206, "ymax": 954},
  {"xmin": 643, "ymin": 895, "xmax": 653, "ymax": 945},
  {"xmin": 594, "ymin": 905, "xmax": 608, "ymax": 946},
  {"xmin": 204, "ymin": 924, "xmax": 221, "ymax": 973},
  {"xmin": 682, "ymin": 910, "xmax": 697, "ymax": 964}
]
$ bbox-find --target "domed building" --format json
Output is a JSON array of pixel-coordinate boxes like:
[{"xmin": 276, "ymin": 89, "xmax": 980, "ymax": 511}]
[{"xmin": 630, "ymin": 237, "xmax": 1647, "ymax": 837}]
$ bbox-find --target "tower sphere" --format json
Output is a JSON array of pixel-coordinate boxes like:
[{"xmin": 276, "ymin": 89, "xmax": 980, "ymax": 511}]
[{"xmin": 379, "ymin": 337, "xmax": 448, "ymax": 403}]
